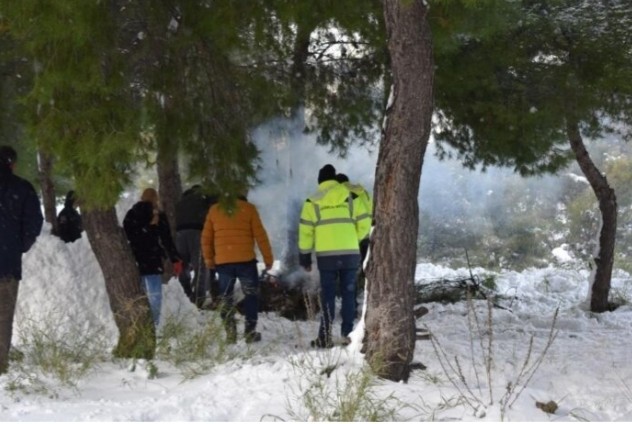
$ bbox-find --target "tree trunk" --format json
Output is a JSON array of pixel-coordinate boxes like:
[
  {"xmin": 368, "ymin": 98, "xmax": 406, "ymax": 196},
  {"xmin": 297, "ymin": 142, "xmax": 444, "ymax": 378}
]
[
  {"xmin": 364, "ymin": 0, "xmax": 434, "ymax": 382},
  {"xmin": 566, "ymin": 119, "xmax": 617, "ymax": 312},
  {"xmin": 281, "ymin": 21, "xmax": 315, "ymax": 272},
  {"xmin": 157, "ymin": 146, "xmax": 182, "ymax": 282},
  {"xmin": 37, "ymin": 149, "xmax": 58, "ymax": 235},
  {"xmin": 156, "ymin": 146, "xmax": 182, "ymax": 241},
  {"xmin": 82, "ymin": 207, "xmax": 155, "ymax": 358}
]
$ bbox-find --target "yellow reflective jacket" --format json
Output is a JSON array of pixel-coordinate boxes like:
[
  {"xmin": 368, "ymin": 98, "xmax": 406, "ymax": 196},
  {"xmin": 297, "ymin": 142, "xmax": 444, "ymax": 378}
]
[
  {"xmin": 298, "ymin": 180, "xmax": 371, "ymax": 269},
  {"xmin": 342, "ymin": 181, "xmax": 373, "ymax": 237}
]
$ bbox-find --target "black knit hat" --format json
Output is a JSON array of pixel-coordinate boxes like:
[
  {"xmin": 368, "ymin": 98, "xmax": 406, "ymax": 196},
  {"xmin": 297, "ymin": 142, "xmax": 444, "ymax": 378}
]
[
  {"xmin": 335, "ymin": 173, "xmax": 349, "ymax": 183},
  {"xmin": 318, "ymin": 164, "xmax": 336, "ymax": 184}
]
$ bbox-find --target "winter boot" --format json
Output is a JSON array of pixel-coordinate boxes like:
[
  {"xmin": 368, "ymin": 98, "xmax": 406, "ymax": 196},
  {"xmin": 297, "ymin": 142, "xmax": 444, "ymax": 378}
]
[
  {"xmin": 245, "ymin": 331, "xmax": 262, "ymax": 343},
  {"xmin": 244, "ymin": 321, "xmax": 261, "ymax": 343},
  {"xmin": 310, "ymin": 337, "xmax": 334, "ymax": 349}
]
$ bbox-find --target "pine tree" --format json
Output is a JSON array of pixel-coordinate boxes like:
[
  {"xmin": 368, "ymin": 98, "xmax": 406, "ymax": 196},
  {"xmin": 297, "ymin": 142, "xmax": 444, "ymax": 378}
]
[
  {"xmin": 3, "ymin": 0, "xmax": 156, "ymax": 357},
  {"xmin": 434, "ymin": 0, "xmax": 632, "ymax": 312},
  {"xmin": 364, "ymin": 0, "xmax": 434, "ymax": 382}
]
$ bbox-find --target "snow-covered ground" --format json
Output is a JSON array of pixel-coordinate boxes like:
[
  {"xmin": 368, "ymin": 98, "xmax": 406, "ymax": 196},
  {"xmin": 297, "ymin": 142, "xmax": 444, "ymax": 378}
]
[{"xmin": 2, "ymin": 225, "xmax": 632, "ymax": 421}]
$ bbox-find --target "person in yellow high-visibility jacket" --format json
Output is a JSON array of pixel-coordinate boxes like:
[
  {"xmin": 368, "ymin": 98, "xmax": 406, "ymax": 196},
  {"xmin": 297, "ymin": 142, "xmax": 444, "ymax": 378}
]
[{"xmin": 299, "ymin": 164, "xmax": 371, "ymax": 348}]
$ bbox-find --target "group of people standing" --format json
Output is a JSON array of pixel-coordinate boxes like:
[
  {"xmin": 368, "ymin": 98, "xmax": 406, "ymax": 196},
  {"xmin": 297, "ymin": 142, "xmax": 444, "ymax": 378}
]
[
  {"xmin": 0, "ymin": 143, "xmax": 373, "ymax": 376},
  {"xmin": 121, "ymin": 163, "xmax": 373, "ymax": 348}
]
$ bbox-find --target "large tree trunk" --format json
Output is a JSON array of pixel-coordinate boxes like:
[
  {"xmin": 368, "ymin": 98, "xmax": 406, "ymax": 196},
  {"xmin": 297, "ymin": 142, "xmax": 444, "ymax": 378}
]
[
  {"xmin": 37, "ymin": 149, "xmax": 58, "ymax": 235},
  {"xmin": 566, "ymin": 119, "xmax": 617, "ymax": 312},
  {"xmin": 157, "ymin": 146, "xmax": 182, "ymax": 240},
  {"xmin": 157, "ymin": 146, "xmax": 182, "ymax": 282},
  {"xmin": 82, "ymin": 207, "xmax": 155, "ymax": 359},
  {"xmin": 364, "ymin": 0, "xmax": 434, "ymax": 382}
]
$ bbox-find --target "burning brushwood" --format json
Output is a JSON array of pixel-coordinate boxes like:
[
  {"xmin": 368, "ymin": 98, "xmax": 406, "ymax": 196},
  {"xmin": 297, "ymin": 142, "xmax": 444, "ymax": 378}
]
[{"xmin": 235, "ymin": 268, "xmax": 319, "ymax": 321}]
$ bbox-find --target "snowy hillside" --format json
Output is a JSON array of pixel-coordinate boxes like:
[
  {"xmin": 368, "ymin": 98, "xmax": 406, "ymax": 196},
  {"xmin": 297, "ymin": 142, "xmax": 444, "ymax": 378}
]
[{"xmin": 2, "ymin": 225, "xmax": 632, "ymax": 421}]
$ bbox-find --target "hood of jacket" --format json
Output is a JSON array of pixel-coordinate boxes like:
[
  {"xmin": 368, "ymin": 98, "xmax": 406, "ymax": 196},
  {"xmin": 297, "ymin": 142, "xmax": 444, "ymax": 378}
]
[{"xmin": 309, "ymin": 180, "xmax": 350, "ymax": 207}]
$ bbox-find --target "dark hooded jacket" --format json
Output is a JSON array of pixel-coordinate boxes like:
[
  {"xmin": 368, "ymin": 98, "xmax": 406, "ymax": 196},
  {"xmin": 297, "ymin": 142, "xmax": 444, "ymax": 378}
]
[
  {"xmin": 0, "ymin": 165, "xmax": 44, "ymax": 280},
  {"xmin": 123, "ymin": 200, "xmax": 180, "ymax": 275},
  {"xmin": 57, "ymin": 191, "xmax": 83, "ymax": 243},
  {"xmin": 175, "ymin": 187, "xmax": 217, "ymax": 231}
]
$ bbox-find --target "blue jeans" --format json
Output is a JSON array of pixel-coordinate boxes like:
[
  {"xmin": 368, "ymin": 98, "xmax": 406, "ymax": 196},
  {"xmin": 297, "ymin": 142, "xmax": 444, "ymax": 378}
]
[
  {"xmin": 216, "ymin": 261, "xmax": 259, "ymax": 333},
  {"xmin": 142, "ymin": 274, "xmax": 162, "ymax": 327},
  {"xmin": 319, "ymin": 268, "xmax": 357, "ymax": 341}
]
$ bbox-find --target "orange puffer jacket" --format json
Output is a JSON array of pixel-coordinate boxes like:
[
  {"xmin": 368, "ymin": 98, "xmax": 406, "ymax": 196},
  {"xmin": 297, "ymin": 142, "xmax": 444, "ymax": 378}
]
[{"xmin": 201, "ymin": 199, "xmax": 274, "ymax": 269}]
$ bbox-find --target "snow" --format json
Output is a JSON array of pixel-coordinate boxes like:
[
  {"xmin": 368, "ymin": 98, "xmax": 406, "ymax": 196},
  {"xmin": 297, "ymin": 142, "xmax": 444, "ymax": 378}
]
[
  {"xmin": 2, "ymin": 225, "xmax": 632, "ymax": 421},
  {"xmin": 551, "ymin": 244, "xmax": 574, "ymax": 263}
]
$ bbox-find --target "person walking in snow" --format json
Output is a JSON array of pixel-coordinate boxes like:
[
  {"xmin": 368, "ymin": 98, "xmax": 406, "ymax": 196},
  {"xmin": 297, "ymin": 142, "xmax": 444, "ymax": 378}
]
[
  {"xmin": 175, "ymin": 185, "xmax": 217, "ymax": 308},
  {"xmin": 124, "ymin": 188, "xmax": 182, "ymax": 327},
  {"xmin": 57, "ymin": 190, "xmax": 83, "ymax": 243},
  {"xmin": 0, "ymin": 145, "xmax": 43, "ymax": 374},
  {"xmin": 201, "ymin": 188, "xmax": 274, "ymax": 344},
  {"xmin": 299, "ymin": 164, "xmax": 371, "ymax": 348}
]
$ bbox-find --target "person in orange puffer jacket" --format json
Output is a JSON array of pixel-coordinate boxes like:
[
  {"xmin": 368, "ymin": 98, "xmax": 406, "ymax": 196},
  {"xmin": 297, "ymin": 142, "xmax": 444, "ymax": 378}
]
[{"xmin": 201, "ymin": 192, "xmax": 273, "ymax": 344}]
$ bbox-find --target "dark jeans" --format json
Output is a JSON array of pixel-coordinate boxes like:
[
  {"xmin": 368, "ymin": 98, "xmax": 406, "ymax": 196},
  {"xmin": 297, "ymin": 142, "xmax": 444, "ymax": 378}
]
[
  {"xmin": 0, "ymin": 277, "xmax": 19, "ymax": 374},
  {"xmin": 319, "ymin": 268, "xmax": 356, "ymax": 341},
  {"xmin": 216, "ymin": 261, "xmax": 259, "ymax": 333}
]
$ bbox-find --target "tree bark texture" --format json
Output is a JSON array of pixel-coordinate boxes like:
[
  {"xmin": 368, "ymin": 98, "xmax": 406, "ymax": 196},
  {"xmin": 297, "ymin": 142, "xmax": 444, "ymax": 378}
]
[
  {"xmin": 365, "ymin": 0, "xmax": 434, "ymax": 382},
  {"xmin": 566, "ymin": 119, "xmax": 617, "ymax": 312},
  {"xmin": 82, "ymin": 207, "xmax": 155, "ymax": 358},
  {"xmin": 157, "ymin": 148, "xmax": 182, "ymax": 241},
  {"xmin": 37, "ymin": 150, "xmax": 58, "ymax": 235}
]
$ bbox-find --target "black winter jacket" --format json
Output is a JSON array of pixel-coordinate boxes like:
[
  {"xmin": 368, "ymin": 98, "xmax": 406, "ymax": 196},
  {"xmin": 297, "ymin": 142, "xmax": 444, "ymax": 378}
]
[
  {"xmin": 123, "ymin": 201, "xmax": 180, "ymax": 275},
  {"xmin": 57, "ymin": 192, "xmax": 82, "ymax": 243},
  {"xmin": 0, "ymin": 167, "xmax": 43, "ymax": 280},
  {"xmin": 175, "ymin": 188, "xmax": 216, "ymax": 231}
]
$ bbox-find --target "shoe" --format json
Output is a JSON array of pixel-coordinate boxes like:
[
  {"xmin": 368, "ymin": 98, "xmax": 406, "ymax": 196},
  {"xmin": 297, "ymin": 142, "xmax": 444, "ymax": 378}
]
[
  {"xmin": 245, "ymin": 331, "xmax": 262, "ymax": 344},
  {"xmin": 310, "ymin": 337, "xmax": 334, "ymax": 349},
  {"xmin": 195, "ymin": 297, "xmax": 206, "ymax": 309}
]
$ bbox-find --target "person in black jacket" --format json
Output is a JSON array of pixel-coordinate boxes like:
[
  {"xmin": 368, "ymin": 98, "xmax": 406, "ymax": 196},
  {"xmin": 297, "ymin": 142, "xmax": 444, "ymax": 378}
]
[
  {"xmin": 174, "ymin": 185, "xmax": 217, "ymax": 308},
  {"xmin": 57, "ymin": 190, "xmax": 83, "ymax": 243},
  {"xmin": 123, "ymin": 188, "xmax": 182, "ymax": 327},
  {"xmin": 0, "ymin": 145, "xmax": 43, "ymax": 374}
]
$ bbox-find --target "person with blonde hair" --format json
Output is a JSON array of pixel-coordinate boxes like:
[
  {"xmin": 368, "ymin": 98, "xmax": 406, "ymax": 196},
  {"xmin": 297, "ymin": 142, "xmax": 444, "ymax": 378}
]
[{"xmin": 124, "ymin": 188, "xmax": 182, "ymax": 327}]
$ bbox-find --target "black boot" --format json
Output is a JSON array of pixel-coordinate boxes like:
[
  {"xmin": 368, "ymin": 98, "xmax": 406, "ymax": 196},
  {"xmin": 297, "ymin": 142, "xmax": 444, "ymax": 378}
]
[{"xmin": 244, "ymin": 321, "xmax": 261, "ymax": 343}]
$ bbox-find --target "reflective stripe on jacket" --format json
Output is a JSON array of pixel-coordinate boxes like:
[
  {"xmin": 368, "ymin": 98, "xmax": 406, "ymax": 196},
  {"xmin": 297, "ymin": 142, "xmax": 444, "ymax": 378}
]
[
  {"xmin": 345, "ymin": 182, "xmax": 372, "ymax": 217},
  {"xmin": 342, "ymin": 182, "xmax": 373, "ymax": 240},
  {"xmin": 298, "ymin": 180, "xmax": 371, "ymax": 268}
]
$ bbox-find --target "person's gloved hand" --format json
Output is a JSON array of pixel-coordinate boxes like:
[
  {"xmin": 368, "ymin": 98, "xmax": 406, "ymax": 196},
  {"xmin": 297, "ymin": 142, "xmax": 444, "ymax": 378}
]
[{"xmin": 172, "ymin": 260, "xmax": 183, "ymax": 276}]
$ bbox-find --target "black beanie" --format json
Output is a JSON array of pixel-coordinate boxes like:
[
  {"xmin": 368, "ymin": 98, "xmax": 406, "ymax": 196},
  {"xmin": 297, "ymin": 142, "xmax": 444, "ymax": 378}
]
[
  {"xmin": 318, "ymin": 164, "xmax": 336, "ymax": 184},
  {"xmin": 335, "ymin": 173, "xmax": 349, "ymax": 183}
]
